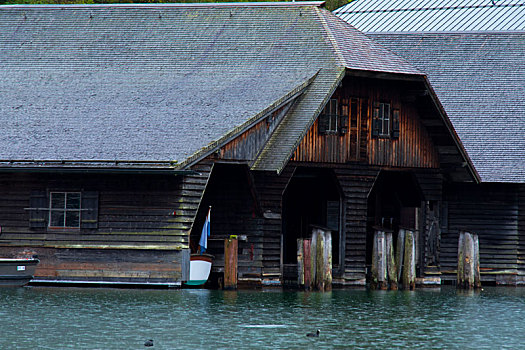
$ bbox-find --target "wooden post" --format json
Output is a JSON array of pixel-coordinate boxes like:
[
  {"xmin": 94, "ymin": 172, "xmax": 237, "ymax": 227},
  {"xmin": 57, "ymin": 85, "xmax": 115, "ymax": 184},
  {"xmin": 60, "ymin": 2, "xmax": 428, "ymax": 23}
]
[
  {"xmin": 303, "ymin": 239, "xmax": 312, "ymax": 290},
  {"xmin": 324, "ymin": 231, "xmax": 332, "ymax": 292},
  {"xmin": 310, "ymin": 230, "xmax": 317, "ymax": 290},
  {"xmin": 402, "ymin": 230, "xmax": 416, "ymax": 290},
  {"xmin": 224, "ymin": 238, "xmax": 238, "ymax": 290},
  {"xmin": 297, "ymin": 238, "xmax": 304, "ymax": 288},
  {"xmin": 473, "ymin": 233, "xmax": 481, "ymax": 288},
  {"xmin": 385, "ymin": 231, "xmax": 398, "ymax": 290},
  {"xmin": 396, "ymin": 229, "xmax": 406, "ymax": 282},
  {"xmin": 315, "ymin": 232, "xmax": 325, "ymax": 291},
  {"xmin": 457, "ymin": 231, "xmax": 480, "ymax": 289},
  {"xmin": 457, "ymin": 231, "xmax": 465, "ymax": 287},
  {"xmin": 371, "ymin": 230, "xmax": 387, "ymax": 290}
]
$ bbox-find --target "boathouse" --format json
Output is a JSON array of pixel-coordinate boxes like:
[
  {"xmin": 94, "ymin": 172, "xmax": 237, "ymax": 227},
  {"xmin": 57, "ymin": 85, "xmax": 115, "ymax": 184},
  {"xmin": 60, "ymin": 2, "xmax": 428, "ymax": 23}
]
[
  {"xmin": 1, "ymin": 2, "xmax": 510, "ymax": 288},
  {"xmin": 334, "ymin": 0, "xmax": 525, "ymax": 285}
]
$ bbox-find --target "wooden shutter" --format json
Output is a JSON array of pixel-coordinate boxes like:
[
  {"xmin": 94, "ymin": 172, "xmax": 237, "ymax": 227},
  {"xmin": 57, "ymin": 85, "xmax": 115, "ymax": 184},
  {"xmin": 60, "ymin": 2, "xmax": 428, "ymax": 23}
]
[
  {"xmin": 81, "ymin": 191, "xmax": 99, "ymax": 229},
  {"xmin": 392, "ymin": 109, "xmax": 400, "ymax": 138},
  {"xmin": 339, "ymin": 100, "xmax": 348, "ymax": 135},
  {"xmin": 372, "ymin": 102, "xmax": 380, "ymax": 138},
  {"xmin": 29, "ymin": 190, "xmax": 48, "ymax": 228},
  {"xmin": 318, "ymin": 113, "xmax": 328, "ymax": 135}
]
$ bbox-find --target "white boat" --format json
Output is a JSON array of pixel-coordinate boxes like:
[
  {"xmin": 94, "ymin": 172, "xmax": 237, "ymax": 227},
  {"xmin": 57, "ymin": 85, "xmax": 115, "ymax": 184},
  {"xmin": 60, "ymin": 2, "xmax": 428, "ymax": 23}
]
[{"xmin": 186, "ymin": 254, "xmax": 213, "ymax": 286}]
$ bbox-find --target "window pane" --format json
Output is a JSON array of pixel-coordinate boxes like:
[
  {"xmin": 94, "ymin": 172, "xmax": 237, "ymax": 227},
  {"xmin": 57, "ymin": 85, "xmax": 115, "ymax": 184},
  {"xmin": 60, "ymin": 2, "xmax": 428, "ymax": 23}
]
[
  {"xmin": 66, "ymin": 193, "xmax": 81, "ymax": 209},
  {"xmin": 50, "ymin": 210, "xmax": 65, "ymax": 227},
  {"xmin": 66, "ymin": 211, "xmax": 80, "ymax": 228},
  {"xmin": 51, "ymin": 193, "xmax": 65, "ymax": 209}
]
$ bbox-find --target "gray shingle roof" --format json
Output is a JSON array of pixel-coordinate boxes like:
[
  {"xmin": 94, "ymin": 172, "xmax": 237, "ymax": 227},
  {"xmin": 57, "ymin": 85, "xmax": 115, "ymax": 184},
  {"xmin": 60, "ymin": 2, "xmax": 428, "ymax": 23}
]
[
  {"xmin": 1, "ymin": 3, "xmax": 423, "ymax": 171},
  {"xmin": 369, "ymin": 32, "xmax": 525, "ymax": 183},
  {"xmin": 334, "ymin": 0, "xmax": 525, "ymax": 32}
]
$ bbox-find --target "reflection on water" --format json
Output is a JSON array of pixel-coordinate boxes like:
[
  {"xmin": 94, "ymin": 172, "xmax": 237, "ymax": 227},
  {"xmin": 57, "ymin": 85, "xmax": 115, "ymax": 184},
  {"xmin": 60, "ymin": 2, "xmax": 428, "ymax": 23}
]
[{"xmin": 1, "ymin": 286, "xmax": 525, "ymax": 349}]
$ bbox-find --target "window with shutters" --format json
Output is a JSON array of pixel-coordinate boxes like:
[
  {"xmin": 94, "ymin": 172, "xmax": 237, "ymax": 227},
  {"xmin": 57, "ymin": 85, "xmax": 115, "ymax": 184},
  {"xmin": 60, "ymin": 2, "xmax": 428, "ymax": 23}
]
[
  {"xmin": 319, "ymin": 99, "xmax": 347, "ymax": 135},
  {"xmin": 372, "ymin": 102, "xmax": 400, "ymax": 139},
  {"xmin": 28, "ymin": 190, "xmax": 99, "ymax": 230}
]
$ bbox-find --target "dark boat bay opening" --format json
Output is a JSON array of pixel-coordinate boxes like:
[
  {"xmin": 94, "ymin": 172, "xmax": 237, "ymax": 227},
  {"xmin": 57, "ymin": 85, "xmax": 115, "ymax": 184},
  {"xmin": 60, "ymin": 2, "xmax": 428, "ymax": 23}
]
[{"xmin": 2, "ymin": 286, "xmax": 525, "ymax": 349}]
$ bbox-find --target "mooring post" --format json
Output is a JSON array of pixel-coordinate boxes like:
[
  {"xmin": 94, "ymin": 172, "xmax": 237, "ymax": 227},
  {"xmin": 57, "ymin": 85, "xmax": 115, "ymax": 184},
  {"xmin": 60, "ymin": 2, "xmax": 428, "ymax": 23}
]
[
  {"xmin": 402, "ymin": 230, "xmax": 416, "ymax": 290},
  {"xmin": 224, "ymin": 237, "xmax": 238, "ymax": 290},
  {"xmin": 303, "ymin": 239, "xmax": 312, "ymax": 290},
  {"xmin": 457, "ymin": 231, "xmax": 480, "ymax": 289},
  {"xmin": 323, "ymin": 230, "xmax": 332, "ymax": 292},
  {"xmin": 297, "ymin": 238, "xmax": 304, "ymax": 288},
  {"xmin": 371, "ymin": 229, "xmax": 387, "ymax": 290},
  {"xmin": 315, "ymin": 231, "xmax": 325, "ymax": 291},
  {"xmin": 396, "ymin": 229, "xmax": 406, "ymax": 282},
  {"xmin": 385, "ymin": 231, "xmax": 398, "ymax": 290}
]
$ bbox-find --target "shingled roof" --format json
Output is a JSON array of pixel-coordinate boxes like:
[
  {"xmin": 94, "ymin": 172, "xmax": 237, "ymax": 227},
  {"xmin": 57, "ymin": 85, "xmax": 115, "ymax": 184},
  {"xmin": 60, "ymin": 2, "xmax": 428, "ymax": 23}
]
[
  {"xmin": 1, "ymin": 2, "xmax": 423, "ymax": 172},
  {"xmin": 335, "ymin": 1, "xmax": 525, "ymax": 183}
]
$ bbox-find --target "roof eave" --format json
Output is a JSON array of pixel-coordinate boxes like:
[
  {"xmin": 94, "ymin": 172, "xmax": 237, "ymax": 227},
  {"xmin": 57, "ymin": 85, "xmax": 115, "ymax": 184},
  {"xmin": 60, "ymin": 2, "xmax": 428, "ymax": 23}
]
[{"xmin": 422, "ymin": 77, "xmax": 481, "ymax": 184}]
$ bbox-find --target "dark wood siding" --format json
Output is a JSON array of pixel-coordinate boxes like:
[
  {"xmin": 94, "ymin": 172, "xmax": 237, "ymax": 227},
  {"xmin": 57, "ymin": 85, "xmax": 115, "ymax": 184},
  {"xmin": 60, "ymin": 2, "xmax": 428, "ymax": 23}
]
[
  {"xmin": 518, "ymin": 185, "xmax": 525, "ymax": 283},
  {"xmin": 441, "ymin": 183, "xmax": 519, "ymax": 284},
  {"xmin": 292, "ymin": 77, "xmax": 440, "ymax": 169},
  {"xmin": 0, "ymin": 169, "xmax": 212, "ymax": 283}
]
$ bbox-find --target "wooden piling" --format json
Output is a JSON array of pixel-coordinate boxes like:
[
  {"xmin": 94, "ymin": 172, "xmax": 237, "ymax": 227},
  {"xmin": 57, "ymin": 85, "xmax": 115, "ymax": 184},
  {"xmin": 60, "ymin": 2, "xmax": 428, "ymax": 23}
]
[
  {"xmin": 402, "ymin": 230, "xmax": 416, "ymax": 290},
  {"xmin": 396, "ymin": 229, "xmax": 405, "ymax": 282},
  {"xmin": 385, "ymin": 231, "xmax": 398, "ymax": 290},
  {"xmin": 457, "ymin": 231, "xmax": 481, "ymax": 289},
  {"xmin": 303, "ymin": 239, "xmax": 312, "ymax": 290},
  {"xmin": 224, "ymin": 238, "xmax": 238, "ymax": 290},
  {"xmin": 315, "ymin": 234, "xmax": 325, "ymax": 291},
  {"xmin": 371, "ymin": 230, "xmax": 387, "ymax": 290},
  {"xmin": 297, "ymin": 238, "xmax": 304, "ymax": 288},
  {"xmin": 324, "ymin": 232, "xmax": 332, "ymax": 291}
]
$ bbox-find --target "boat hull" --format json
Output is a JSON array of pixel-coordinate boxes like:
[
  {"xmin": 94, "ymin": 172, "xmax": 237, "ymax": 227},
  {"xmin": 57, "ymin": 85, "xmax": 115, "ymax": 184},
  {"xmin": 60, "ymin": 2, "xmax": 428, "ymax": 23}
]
[
  {"xmin": 0, "ymin": 258, "xmax": 39, "ymax": 287},
  {"xmin": 186, "ymin": 254, "xmax": 212, "ymax": 286}
]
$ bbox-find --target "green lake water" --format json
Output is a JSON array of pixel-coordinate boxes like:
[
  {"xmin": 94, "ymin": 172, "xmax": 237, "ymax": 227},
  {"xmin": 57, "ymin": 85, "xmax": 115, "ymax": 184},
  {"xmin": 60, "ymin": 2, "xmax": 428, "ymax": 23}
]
[{"xmin": 1, "ymin": 286, "xmax": 525, "ymax": 349}]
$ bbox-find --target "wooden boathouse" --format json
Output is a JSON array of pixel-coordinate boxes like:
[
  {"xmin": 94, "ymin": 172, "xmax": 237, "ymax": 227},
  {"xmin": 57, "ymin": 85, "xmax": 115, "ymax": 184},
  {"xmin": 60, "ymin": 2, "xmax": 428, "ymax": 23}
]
[
  {"xmin": 0, "ymin": 2, "xmax": 519, "ymax": 287},
  {"xmin": 335, "ymin": 0, "xmax": 525, "ymax": 285}
]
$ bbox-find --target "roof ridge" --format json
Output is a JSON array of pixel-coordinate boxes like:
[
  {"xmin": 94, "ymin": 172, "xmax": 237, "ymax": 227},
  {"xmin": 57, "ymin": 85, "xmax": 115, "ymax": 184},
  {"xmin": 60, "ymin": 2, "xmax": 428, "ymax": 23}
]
[
  {"xmin": 0, "ymin": 2, "xmax": 325, "ymax": 10},
  {"xmin": 315, "ymin": 7, "xmax": 346, "ymax": 67}
]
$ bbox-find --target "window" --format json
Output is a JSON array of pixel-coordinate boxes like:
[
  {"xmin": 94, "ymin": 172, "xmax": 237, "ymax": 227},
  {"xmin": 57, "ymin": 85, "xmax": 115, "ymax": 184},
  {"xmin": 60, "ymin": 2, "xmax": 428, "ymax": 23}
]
[
  {"xmin": 28, "ymin": 190, "xmax": 99, "ymax": 229},
  {"xmin": 319, "ymin": 99, "xmax": 347, "ymax": 135},
  {"xmin": 49, "ymin": 192, "xmax": 81, "ymax": 228},
  {"xmin": 372, "ymin": 102, "xmax": 400, "ymax": 138}
]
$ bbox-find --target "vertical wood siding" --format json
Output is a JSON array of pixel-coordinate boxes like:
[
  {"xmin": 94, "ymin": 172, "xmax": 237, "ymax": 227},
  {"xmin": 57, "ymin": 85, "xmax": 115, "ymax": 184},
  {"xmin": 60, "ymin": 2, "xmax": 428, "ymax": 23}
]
[
  {"xmin": 291, "ymin": 77, "xmax": 439, "ymax": 169},
  {"xmin": 518, "ymin": 185, "xmax": 525, "ymax": 282}
]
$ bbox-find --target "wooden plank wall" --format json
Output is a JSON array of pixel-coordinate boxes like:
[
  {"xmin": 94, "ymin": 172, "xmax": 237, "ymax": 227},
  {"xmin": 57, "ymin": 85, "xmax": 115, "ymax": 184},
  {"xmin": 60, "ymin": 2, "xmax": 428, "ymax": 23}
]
[
  {"xmin": 441, "ymin": 183, "xmax": 519, "ymax": 284},
  {"xmin": 291, "ymin": 76, "xmax": 440, "ymax": 169},
  {"xmin": 190, "ymin": 164, "xmax": 265, "ymax": 285},
  {"xmin": 0, "ymin": 169, "xmax": 213, "ymax": 283},
  {"xmin": 252, "ymin": 166, "xmax": 295, "ymax": 283},
  {"xmin": 518, "ymin": 185, "xmax": 525, "ymax": 284}
]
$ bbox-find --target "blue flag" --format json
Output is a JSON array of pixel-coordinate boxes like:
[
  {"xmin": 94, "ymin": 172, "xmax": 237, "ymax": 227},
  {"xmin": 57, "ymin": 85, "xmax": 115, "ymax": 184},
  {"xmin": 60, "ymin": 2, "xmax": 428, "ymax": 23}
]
[{"xmin": 199, "ymin": 208, "xmax": 211, "ymax": 254}]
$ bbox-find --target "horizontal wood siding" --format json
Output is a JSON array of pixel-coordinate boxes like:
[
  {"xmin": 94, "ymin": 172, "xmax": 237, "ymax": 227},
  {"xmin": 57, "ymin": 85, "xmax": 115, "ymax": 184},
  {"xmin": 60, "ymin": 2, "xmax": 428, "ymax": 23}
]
[
  {"xmin": 333, "ymin": 165, "xmax": 378, "ymax": 284},
  {"xmin": 291, "ymin": 76, "xmax": 439, "ymax": 169},
  {"xmin": 519, "ymin": 185, "xmax": 525, "ymax": 281},
  {"xmin": 0, "ymin": 169, "xmax": 213, "ymax": 283},
  {"xmin": 441, "ymin": 183, "xmax": 519, "ymax": 283},
  {"xmin": 190, "ymin": 163, "xmax": 265, "ymax": 283},
  {"xmin": 253, "ymin": 166, "xmax": 295, "ymax": 281}
]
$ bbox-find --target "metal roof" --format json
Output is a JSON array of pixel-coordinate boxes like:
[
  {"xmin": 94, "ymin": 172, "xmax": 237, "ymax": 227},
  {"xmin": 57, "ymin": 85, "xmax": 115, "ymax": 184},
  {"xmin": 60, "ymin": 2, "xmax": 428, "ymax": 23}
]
[{"xmin": 334, "ymin": 0, "xmax": 525, "ymax": 32}]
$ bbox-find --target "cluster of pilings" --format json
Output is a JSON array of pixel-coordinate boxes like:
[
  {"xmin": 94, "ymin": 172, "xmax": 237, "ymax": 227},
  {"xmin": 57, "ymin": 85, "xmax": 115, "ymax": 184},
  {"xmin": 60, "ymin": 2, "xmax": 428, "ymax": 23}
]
[
  {"xmin": 370, "ymin": 228, "xmax": 416, "ymax": 290},
  {"xmin": 297, "ymin": 227, "xmax": 332, "ymax": 291}
]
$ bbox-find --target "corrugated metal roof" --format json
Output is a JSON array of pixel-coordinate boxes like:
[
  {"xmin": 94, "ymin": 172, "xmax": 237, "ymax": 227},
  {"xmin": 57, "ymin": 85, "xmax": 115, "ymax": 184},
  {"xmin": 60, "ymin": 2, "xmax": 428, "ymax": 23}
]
[{"xmin": 334, "ymin": 0, "xmax": 525, "ymax": 32}]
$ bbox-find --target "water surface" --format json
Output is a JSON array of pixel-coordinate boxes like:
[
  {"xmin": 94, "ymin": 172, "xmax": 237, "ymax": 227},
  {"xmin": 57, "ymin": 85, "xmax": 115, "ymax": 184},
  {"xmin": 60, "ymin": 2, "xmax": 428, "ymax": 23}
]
[{"xmin": 1, "ymin": 286, "xmax": 524, "ymax": 349}]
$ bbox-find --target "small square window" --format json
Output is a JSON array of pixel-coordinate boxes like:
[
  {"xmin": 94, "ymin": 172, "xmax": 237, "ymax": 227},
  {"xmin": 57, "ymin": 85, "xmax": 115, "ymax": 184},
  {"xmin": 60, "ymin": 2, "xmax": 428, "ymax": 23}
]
[{"xmin": 49, "ymin": 192, "xmax": 81, "ymax": 228}]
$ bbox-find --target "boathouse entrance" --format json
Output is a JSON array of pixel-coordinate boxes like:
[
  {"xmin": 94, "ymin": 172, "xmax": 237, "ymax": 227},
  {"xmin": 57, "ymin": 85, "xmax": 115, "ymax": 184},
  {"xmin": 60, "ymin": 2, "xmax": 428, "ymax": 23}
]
[
  {"xmin": 366, "ymin": 171, "xmax": 423, "ymax": 285},
  {"xmin": 281, "ymin": 167, "xmax": 343, "ymax": 285}
]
